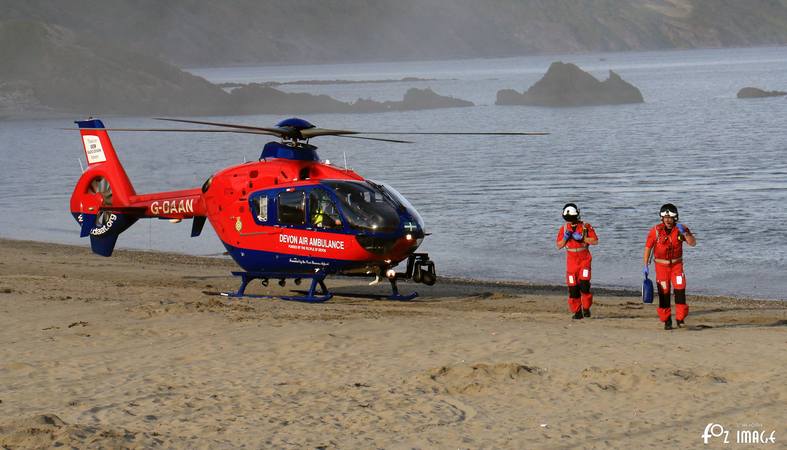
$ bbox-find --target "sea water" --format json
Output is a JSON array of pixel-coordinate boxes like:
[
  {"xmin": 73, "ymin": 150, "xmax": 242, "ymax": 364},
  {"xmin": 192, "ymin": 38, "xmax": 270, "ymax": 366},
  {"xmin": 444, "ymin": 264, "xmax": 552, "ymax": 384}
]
[{"xmin": 1, "ymin": 46, "xmax": 785, "ymax": 299}]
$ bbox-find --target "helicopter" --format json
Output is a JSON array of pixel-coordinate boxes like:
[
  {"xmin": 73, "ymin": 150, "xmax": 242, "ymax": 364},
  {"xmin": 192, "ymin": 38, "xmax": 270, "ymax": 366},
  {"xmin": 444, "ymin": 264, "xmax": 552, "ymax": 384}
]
[{"xmin": 70, "ymin": 117, "xmax": 546, "ymax": 302}]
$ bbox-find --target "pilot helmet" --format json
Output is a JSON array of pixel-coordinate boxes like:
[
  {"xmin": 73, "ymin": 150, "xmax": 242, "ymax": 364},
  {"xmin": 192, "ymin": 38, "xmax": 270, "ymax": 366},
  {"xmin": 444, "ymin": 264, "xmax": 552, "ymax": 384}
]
[{"xmin": 562, "ymin": 203, "xmax": 580, "ymax": 222}]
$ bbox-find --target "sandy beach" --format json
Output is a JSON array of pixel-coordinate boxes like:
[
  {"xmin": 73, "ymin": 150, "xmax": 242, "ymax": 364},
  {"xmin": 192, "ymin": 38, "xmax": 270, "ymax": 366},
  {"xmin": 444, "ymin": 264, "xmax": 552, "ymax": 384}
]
[{"xmin": 0, "ymin": 237, "xmax": 785, "ymax": 448}]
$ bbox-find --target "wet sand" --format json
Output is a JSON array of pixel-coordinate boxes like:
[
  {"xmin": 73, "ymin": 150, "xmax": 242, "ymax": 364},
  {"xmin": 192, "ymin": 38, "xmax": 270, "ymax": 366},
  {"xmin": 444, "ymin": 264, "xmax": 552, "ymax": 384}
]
[{"xmin": 1, "ymin": 238, "xmax": 785, "ymax": 448}]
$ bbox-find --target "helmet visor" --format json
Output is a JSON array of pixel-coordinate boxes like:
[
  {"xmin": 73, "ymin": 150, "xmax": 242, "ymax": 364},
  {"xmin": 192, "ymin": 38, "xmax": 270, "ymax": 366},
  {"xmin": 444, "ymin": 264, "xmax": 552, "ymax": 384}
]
[{"xmin": 659, "ymin": 210, "xmax": 678, "ymax": 218}]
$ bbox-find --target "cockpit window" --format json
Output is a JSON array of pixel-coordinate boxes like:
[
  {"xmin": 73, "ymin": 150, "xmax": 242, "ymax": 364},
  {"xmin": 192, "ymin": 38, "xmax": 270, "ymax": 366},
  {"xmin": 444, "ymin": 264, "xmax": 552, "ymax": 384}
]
[
  {"xmin": 323, "ymin": 181, "xmax": 400, "ymax": 233},
  {"xmin": 310, "ymin": 189, "xmax": 342, "ymax": 230},
  {"xmin": 278, "ymin": 190, "xmax": 306, "ymax": 225}
]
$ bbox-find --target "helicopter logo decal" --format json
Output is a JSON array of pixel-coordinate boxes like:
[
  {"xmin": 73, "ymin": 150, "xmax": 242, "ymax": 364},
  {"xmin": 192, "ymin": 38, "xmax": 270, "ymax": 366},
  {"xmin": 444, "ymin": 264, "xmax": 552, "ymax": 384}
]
[{"xmin": 82, "ymin": 135, "xmax": 106, "ymax": 163}]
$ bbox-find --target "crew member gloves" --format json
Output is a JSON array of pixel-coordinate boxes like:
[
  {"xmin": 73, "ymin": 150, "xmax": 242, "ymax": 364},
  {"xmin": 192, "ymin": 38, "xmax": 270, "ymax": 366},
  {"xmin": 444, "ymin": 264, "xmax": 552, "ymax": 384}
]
[
  {"xmin": 571, "ymin": 232, "xmax": 584, "ymax": 241},
  {"xmin": 642, "ymin": 265, "xmax": 649, "ymax": 277},
  {"xmin": 676, "ymin": 223, "xmax": 686, "ymax": 234}
]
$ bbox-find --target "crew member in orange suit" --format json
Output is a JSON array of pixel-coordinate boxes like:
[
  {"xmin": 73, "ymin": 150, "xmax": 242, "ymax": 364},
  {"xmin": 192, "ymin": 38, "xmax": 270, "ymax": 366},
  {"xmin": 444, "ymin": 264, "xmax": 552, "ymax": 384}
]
[
  {"xmin": 556, "ymin": 203, "xmax": 598, "ymax": 319},
  {"xmin": 643, "ymin": 203, "xmax": 697, "ymax": 330}
]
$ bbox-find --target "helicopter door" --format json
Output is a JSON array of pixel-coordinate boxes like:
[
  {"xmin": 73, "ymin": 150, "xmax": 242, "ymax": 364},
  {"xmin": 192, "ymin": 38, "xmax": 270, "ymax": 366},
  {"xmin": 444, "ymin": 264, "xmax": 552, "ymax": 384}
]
[{"xmin": 309, "ymin": 189, "xmax": 342, "ymax": 230}]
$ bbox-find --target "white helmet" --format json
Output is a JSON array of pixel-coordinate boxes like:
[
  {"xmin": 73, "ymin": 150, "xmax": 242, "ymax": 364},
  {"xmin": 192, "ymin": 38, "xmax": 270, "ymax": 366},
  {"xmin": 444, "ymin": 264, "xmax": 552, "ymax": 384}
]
[
  {"xmin": 562, "ymin": 203, "xmax": 580, "ymax": 222},
  {"xmin": 659, "ymin": 203, "xmax": 678, "ymax": 220}
]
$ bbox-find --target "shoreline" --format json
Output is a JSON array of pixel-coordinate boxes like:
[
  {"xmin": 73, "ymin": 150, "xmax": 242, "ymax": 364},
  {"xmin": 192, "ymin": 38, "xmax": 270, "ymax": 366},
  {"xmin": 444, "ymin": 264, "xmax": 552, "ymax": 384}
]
[
  {"xmin": 1, "ymin": 236, "xmax": 786, "ymax": 448},
  {"xmin": 0, "ymin": 237, "xmax": 781, "ymax": 303}
]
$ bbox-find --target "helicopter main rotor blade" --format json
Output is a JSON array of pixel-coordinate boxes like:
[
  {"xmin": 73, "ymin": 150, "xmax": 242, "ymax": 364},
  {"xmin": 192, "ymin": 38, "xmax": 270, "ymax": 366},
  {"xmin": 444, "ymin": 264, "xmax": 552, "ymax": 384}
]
[
  {"xmin": 358, "ymin": 131, "xmax": 550, "ymax": 136},
  {"xmin": 154, "ymin": 117, "xmax": 285, "ymax": 135},
  {"xmin": 61, "ymin": 127, "xmax": 281, "ymax": 137},
  {"xmin": 74, "ymin": 117, "xmax": 546, "ymax": 142},
  {"xmin": 156, "ymin": 118, "xmax": 547, "ymax": 136},
  {"xmin": 300, "ymin": 128, "xmax": 358, "ymax": 138},
  {"xmin": 331, "ymin": 135, "xmax": 413, "ymax": 144}
]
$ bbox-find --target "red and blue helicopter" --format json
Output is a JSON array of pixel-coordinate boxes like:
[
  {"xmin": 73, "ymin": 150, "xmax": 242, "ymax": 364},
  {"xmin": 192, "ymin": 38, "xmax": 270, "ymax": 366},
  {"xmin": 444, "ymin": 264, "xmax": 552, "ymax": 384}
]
[{"xmin": 70, "ymin": 117, "xmax": 545, "ymax": 302}]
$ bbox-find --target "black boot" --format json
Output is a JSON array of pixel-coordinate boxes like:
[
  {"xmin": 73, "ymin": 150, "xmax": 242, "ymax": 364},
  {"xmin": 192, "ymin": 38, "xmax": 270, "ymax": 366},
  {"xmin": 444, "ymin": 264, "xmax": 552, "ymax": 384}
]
[
  {"xmin": 676, "ymin": 319, "xmax": 684, "ymax": 328},
  {"xmin": 664, "ymin": 318, "xmax": 673, "ymax": 330},
  {"xmin": 572, "ymin": 310, "xmax": 583, "ymax": 320},
  {"xmin": 583, "ymin": 308, "xmax": 591, "ymax": 318}
]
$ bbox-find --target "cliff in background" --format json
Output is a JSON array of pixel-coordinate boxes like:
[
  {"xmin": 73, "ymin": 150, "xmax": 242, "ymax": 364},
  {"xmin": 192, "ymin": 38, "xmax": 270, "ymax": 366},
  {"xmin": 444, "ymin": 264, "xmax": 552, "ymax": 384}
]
[
  {"xmin": 2, "ymin": 0, "xmax": 787, "ymax": 67},
  {"xmin": 0, "ymin": 21, "xmax": 474, "ymax": 118},
  {"xmin": 0, "ymin": 21, "xmax": 230, "ymax": 117}
]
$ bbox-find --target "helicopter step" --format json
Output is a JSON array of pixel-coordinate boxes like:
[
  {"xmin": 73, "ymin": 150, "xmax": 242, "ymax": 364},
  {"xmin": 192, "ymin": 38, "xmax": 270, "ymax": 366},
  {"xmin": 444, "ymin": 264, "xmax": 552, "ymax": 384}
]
[{"xmin": 221, "ymin": 270, "xmax": 333, "ymax": 303}]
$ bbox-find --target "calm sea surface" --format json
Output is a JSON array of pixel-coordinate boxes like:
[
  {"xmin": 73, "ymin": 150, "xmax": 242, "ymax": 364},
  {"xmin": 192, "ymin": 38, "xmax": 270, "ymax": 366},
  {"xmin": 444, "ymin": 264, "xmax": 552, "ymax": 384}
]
[{"xmin": 2, "ymin": 47, "xmax": 786, "ymax": 299}]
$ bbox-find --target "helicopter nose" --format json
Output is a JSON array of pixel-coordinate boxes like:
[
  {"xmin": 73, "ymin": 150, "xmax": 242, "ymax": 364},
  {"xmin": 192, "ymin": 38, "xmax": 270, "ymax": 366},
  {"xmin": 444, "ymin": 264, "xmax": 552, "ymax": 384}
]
[
  {"xmin": 401, "ymin": 218, "xmax": 424, "ymax": 237},
  {"xmin": 400, "ymin": 230, "xmax": 423, "ymax": 249}
]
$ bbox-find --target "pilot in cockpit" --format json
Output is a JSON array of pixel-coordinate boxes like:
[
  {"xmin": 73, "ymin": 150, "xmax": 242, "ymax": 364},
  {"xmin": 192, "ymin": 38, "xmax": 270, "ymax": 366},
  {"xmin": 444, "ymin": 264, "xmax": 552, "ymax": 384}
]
[{"xmin": 311, "ymin": 190, "xmax": 342, "ymax": 229}]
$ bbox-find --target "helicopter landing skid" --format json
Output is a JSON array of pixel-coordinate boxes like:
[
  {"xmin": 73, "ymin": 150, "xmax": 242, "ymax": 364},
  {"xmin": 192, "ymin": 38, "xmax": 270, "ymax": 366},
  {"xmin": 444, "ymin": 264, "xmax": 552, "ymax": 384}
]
[
  {"xmin": 222, "ymin": 270, "xmax": 333, "ymax": 303},
  {"xmin": 387, "ymin": 277, "xmax": 418, "ymax": 301}
]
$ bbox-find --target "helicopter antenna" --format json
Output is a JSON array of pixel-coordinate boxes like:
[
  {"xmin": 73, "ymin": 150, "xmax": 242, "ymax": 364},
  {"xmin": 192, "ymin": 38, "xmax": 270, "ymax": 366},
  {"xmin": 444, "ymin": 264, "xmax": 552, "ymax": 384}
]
[
  {"xmin": 343, "ymin": 151, "xmax": 348, "ymax": 170},
  {"xmin": 77, "ymin": 157, "xmax": 85, "ymax": 173}
]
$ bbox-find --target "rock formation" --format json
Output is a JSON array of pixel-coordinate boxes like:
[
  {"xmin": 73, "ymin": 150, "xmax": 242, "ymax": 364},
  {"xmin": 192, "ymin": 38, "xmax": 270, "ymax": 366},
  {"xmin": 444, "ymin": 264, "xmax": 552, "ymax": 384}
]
[
  {"xmin": 737, "ymin": 87, "xmax": 787, "ymax": 98},
  {"xmin": 229, "ymin": 84, "xmax": 353, "ymax": 114},
  {"xmin": 496, "ymin": 62, "xmax": 644, "ymax": 107},
  {"xmin": 231, "ymin": 86, "xmax": 473, "ymax": 114},
  {"xmin": 397, "ymin": 88, "xmax": 473, "ymax": 110},
  {"xmin": 349, "ymin": 88, "xmax": 473, "ymax": 112}
]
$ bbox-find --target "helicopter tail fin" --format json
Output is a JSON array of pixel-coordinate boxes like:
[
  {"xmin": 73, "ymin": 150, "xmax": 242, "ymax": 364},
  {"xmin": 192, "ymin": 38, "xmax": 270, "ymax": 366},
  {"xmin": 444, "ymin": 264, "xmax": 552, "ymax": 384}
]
[{"xmin": 70, "ymin": 119, "xmax": 139, "ymax": 256}]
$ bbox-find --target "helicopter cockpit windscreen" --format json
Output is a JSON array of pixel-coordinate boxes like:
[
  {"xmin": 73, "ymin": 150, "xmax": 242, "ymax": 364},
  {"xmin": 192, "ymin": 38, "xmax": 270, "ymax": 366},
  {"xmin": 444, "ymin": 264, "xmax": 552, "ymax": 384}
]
[
  {"xmin": 374, "ymin": 181, "xmax": 425, "ymax": 232},
  {"xmin": 324, "ymin": 181, "xmax": 400, "ymax": 233}
]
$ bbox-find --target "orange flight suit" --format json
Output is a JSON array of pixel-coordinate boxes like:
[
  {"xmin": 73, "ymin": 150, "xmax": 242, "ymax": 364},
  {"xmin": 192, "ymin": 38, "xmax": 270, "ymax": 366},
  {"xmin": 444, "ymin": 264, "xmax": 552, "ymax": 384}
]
[
  {"xmin": 556, "ymin": 221, "xmax": 598, "ymax": 313},
  {"xmin": 645, "ymin": 223, "xmax": 691, "ymax": 322}
]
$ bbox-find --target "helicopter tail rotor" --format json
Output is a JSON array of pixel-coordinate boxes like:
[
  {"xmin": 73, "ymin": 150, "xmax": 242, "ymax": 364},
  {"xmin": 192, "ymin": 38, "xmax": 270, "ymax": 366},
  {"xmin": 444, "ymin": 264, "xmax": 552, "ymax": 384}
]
[{"xmin": 73, "ymin": 174, "xmax": 139, "ymax": 256}]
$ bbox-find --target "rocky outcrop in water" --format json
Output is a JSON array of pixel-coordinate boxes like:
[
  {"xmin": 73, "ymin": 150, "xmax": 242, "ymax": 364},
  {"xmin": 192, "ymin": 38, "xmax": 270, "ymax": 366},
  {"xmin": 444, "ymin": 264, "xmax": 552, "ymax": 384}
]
[
  {"xmin": 737, "ymin": 87, "xmax": 787, "ymax": 98},
  {"xmin": 230, "ymin": 86, "xmax": 472, "ymax": 114},
  {"xmin": 496, "ymin": 62, "xmax": 644, "ymax": 107},
  {"xmin": 350, "ymin": 88, "xmax": 473, "ymax": 112},
  {"xmin": 397, "ymin": 88, "xmax": 474, "ymax": 110},
  {"xmin": 229, "ymin": 84, "xmax": 353, "ymax": 114}
]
